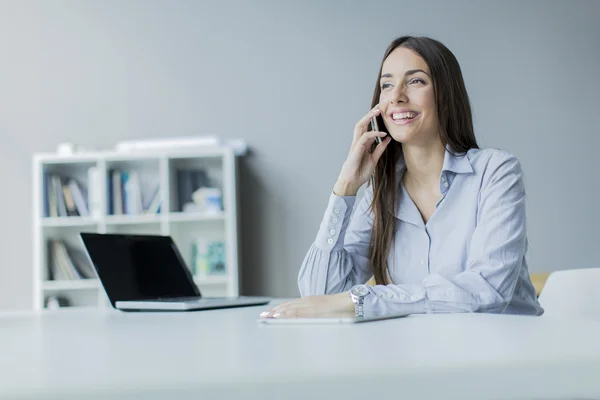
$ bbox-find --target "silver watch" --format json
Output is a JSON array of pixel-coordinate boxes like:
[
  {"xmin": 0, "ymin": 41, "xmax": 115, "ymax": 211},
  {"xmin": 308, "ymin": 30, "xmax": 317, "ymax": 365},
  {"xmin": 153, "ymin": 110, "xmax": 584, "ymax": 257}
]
[{"xmin": 349, "ymin": 284, "xmax": 370, "ymax": 318}]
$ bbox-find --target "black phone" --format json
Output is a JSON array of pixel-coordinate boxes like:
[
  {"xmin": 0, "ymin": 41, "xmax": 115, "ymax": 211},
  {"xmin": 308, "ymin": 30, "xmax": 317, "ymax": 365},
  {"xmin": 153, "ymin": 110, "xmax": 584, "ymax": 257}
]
[{"xmin": 371, "ymin": 115, "xmax": 387, "ymax": 144}]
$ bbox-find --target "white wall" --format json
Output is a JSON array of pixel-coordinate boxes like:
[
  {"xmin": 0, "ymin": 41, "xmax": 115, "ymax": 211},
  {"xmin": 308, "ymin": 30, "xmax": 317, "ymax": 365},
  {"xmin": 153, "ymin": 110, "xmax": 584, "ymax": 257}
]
[{"xmin": 0, "ymin": 0, "xmax": 599, "ymax": 310}]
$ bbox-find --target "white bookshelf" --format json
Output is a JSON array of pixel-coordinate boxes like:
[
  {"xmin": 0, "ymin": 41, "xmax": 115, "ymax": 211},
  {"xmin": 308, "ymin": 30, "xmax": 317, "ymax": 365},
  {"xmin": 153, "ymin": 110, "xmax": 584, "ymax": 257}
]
[{"xmin": 32, "ymin": 147, "xmax": 242, "ymax": 311}]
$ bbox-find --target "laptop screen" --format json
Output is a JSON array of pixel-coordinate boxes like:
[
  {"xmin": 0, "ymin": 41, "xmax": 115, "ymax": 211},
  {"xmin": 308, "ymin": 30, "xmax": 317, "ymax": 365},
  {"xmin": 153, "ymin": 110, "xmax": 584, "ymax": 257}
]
[{"xmin": 80, "ymin": 233, "xmax": 200, "ymax": 307}]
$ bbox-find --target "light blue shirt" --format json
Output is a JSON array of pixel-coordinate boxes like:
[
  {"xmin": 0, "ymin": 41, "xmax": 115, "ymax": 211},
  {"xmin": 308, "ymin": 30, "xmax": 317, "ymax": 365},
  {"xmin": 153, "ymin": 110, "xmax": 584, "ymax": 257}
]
[{"xmin": 298, "ymin": 147, "xmax": 544, "ymax": 317}]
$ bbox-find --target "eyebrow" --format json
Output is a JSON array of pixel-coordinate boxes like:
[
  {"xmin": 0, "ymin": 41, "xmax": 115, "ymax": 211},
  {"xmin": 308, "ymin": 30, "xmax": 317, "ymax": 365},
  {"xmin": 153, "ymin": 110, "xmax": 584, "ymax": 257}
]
[{"xmin": 380, "ymin": 69, "xmax": 430, "ymax": 79}]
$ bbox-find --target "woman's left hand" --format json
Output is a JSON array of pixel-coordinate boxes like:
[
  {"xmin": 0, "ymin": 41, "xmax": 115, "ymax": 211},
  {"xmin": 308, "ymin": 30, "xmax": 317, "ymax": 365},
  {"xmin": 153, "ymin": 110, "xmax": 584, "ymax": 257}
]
[{"xmin": 259, "ymin": 292, "xmax": 354, "ymax": 319}]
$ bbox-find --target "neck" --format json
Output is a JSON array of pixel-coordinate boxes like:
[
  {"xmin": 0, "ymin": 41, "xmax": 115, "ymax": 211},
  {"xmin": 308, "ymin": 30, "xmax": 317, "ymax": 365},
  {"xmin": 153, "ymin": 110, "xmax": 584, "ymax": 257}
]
[{"xmin": 402, "ymin": 139, "xmax": 446, "ymax": 188}]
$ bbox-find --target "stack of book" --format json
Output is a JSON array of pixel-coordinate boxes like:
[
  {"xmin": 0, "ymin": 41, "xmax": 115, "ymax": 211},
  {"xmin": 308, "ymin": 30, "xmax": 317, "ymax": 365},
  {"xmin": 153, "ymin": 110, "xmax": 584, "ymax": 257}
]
[
  {"xmin": 43, "ymin": 167, "xmax": 103, "ymax": 218},
  {"xmin": 47, "ymin": 239, "xmax": 96, "ymax": 281},
  {"xmin": 44, "ymin": 174, "xmax": 89, "ymax": 218},
  {"xmin": 107, "ymin": 169, "xmax": 161, "ymax": 215}
]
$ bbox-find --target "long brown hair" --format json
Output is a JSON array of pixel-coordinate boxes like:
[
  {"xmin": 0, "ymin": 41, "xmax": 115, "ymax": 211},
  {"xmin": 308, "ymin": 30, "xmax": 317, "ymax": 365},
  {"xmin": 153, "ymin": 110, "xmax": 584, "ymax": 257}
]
[{"xmin": 368, "ymin": 36, "xmax": 479, "ymax": 284}]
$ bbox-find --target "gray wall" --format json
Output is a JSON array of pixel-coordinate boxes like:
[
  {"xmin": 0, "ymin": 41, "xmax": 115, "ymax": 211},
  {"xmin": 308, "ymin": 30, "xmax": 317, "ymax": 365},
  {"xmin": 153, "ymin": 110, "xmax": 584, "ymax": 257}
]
[{"xmin": 0, "ymin": 0, "xmax": 598, "ymax": 310}]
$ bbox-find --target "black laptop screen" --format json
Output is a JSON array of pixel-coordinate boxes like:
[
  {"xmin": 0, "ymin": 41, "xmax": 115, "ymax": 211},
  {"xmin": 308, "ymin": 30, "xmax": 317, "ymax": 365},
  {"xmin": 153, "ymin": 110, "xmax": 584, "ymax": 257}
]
[{"xmin": 80, "ymin": 233, "xmax": 200, "ymax": 306}]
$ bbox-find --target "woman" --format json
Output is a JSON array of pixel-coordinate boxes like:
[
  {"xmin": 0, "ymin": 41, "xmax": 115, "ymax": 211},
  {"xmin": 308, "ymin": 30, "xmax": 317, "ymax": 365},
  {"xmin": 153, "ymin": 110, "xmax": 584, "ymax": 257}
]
[{"xmin": 260, "ymin": 36, "xmax": 544, "ymax": 319}]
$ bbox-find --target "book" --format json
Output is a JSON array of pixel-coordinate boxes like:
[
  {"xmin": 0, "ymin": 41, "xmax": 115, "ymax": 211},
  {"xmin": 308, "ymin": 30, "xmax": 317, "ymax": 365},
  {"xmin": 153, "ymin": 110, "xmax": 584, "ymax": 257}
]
[
  {"xmin": 47, "ymin": 240, "xmax": 96, "ymax": 281},
  {"xmin": 62, "ymin": 183, "xmax": 79, "ymax": 217},
  {"xmin": 68, "ymin": 178, "xmax": 89, "ymax": 216},
  {"xmin": 87, "ymin": 166, "xmax": 101, "ymax": 217}
]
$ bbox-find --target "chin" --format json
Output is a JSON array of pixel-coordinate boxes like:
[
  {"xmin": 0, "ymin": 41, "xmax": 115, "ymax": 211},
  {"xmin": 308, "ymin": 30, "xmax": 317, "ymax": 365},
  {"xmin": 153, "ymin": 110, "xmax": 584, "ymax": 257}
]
[{"xmin": 388, "ymin": 129, "xmax": 417, "ymax": 144}]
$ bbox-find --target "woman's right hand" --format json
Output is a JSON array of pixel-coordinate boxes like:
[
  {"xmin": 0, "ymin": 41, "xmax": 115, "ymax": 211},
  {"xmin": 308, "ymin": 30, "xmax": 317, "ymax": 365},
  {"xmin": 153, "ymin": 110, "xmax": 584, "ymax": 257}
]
[{"xmin": 333, "ymin": 105, "xmax": 392, "ymax": 196}]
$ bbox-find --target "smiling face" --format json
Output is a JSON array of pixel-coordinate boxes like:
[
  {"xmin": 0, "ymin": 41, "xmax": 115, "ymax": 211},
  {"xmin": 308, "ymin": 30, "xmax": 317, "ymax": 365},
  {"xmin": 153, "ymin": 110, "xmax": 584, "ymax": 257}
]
[{"xmin": 379, "ymin": 47, "xmax": 439, "ymax": 146}]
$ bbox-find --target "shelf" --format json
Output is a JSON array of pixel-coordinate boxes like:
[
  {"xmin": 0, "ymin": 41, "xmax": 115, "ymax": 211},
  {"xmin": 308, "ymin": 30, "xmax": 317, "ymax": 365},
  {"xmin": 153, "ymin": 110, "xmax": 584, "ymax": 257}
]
[
  {"xmin": 42, "ymin": 280, "xmax": 100, "ymax": 291},
  {"xmin": 193, "ymin": 276, "xmax": 228, "ymax": 285},
  {"xmin": 39, "ymin": 213, "xmax": 224, "ymax": 227},
  {"xmin": 168, "ymin": 211, "xmax": 225, "ymax": 223},
  {"xmin": 105, "ymin": 214, "xmax": 162, "ymax": 225},
  {"xmin": 43, "ymin": 306, "xmax": 100, "ymax": 312},
  {"xmin": 35, "ymin": 153, "xmax": 99, "ymax": 164},
  {"xmin": 34, "ymin": 147, "xmax": 240, "ymax": 310},
  {"xmin": 41, "ymin": 217, "xmax": 99, "ymax": 228}
]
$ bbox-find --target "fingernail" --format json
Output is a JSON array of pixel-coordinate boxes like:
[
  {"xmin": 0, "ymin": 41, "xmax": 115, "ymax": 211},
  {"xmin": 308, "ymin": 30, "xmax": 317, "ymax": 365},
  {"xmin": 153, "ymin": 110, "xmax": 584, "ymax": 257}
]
[{"xmin": 272, "ymin": 313, "xmax": 280, "ymax": 318}]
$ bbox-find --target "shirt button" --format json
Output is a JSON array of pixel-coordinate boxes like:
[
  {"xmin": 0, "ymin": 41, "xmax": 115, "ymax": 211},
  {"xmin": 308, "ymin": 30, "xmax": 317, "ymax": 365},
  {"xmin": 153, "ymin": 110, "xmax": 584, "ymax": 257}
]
[
  {"xmin": 442, "ymin": 176, "xmax": 446, "ymax": 182},
  {"xmin": 410, "ymin": 295, "xmax": 419, "ymax": 301},
  {"xmin": 444, "ymin": 182, "xmax": 449, "ymax": 188},
  {"xmin": 399, "ymin": 293, "xmax": 406, "ymax": 300},
  {"xmin": 334, "ymin": 209, "xmax": 340, "ymax": 214},
  {"xmin": 327, "ymin": 238, "xmax": 333, "ymax": 244},
  {"xmin": 332, "ymin": 218, "xmax": 338, "ymax": 223},
  {"xmin": 329, "ymin": 229, "xmax": 336, "ymax": 235},
  {"xmin": 387, "ymin": 292, "xmax": 394, "ymax": 299}
]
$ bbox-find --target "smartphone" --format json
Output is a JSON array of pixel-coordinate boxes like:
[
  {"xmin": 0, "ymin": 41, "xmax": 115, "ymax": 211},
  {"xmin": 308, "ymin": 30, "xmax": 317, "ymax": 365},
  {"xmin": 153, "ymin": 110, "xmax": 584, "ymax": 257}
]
[{"xmin": 371, "ymin": 116, "xmax": 382, "ymax": 144}]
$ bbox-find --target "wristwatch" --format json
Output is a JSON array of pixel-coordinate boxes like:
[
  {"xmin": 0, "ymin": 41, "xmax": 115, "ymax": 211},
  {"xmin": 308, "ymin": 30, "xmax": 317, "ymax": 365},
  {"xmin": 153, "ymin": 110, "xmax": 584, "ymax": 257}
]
[{"xmin": 349, "ymin": 284, "xmax": 370, "ymax": 319}]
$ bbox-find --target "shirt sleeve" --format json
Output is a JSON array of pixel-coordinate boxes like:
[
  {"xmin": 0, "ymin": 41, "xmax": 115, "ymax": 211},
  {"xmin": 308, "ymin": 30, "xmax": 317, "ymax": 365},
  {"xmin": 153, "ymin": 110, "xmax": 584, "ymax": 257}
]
[
  {"xmin": 297, "ymin": 185, "xmax": 375, "ymax": 296},
  {"xmin": 362, "ymin": 150, "xmax": 528, "ymax": 316}
]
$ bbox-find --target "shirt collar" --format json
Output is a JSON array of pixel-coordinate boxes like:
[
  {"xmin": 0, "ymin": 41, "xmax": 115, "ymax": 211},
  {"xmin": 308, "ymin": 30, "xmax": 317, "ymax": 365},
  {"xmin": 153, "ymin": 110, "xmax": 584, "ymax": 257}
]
[
  {"xmin": 441, "ymin": 147, "xmax": 473, "ymax": 175},
  {"xmin": 395, "ymin": 146, "xmax": 474, "ymax": 175},
  {"xmin": 393, "ymin": 146, "xmax": 474, "ymax": 224}
]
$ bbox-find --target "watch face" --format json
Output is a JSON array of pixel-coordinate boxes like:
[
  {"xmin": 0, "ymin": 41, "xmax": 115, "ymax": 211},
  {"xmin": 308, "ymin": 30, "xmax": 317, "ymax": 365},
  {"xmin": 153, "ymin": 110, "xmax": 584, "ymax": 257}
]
[{"xmin": 351, "ymin": 285, "xmax": 369, "ymax": 297}]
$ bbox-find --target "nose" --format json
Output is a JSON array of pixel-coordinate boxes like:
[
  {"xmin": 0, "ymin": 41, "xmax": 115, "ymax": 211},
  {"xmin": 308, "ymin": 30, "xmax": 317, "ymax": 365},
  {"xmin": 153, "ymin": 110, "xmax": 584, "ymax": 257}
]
[{"xmin": 390, "ymin": 86, "xmax": 408, "ymax": 104}]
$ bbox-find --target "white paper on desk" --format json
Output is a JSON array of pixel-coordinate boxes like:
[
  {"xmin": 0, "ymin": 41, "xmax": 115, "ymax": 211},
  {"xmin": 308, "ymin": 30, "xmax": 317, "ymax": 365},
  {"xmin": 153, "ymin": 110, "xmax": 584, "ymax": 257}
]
[{"xmin": 256, "ymin": 312, "xmax": 410, "ymax": 324}]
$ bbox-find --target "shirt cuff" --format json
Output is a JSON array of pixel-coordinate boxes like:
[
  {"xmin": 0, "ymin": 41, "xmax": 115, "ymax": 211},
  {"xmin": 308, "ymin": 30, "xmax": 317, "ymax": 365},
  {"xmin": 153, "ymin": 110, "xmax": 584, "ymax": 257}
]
[
  {"xmin": 315, "ymin": 192, "xmax": 356, "ymax": 251},
  {"xmin": 362, "ymin": 284, "xmax": 429, "ymax": 316}
]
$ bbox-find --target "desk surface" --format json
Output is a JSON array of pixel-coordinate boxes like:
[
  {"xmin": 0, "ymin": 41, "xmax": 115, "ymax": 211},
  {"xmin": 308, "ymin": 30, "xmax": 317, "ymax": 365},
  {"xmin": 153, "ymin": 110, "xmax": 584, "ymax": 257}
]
[{"xmin": 2, "ymin": 304, "xmax": 600, "ymax": 400}]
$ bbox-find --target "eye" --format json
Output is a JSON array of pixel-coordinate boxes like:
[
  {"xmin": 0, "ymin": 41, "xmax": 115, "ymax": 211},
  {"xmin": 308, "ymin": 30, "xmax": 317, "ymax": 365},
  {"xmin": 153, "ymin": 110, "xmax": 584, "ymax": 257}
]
[
  {"xmin": 381, "ymin": 82, "xmax": 392, "ymax": 90},
  {"xmin": 409, "ymin": 78, "xmax": 426, "ymax": 85}
]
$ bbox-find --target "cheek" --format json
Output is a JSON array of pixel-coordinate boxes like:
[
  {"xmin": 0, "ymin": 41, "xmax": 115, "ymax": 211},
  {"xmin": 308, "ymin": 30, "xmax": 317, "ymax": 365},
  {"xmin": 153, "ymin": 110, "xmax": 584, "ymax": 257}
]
[
  {"xmin": 420, "ymin": 88, "xmax": 436, "ymax": 110},
  {"xmin": 379, "ymin": 91, "xmax": 388, "ymax": 104}
]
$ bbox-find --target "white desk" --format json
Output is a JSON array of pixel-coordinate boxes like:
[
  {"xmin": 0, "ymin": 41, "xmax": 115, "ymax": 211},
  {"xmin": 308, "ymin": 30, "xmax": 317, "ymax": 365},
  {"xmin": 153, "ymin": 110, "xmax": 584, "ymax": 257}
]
[{"xmin": 2, "ymin": 304, "xmax": 600, "ymax": 399}]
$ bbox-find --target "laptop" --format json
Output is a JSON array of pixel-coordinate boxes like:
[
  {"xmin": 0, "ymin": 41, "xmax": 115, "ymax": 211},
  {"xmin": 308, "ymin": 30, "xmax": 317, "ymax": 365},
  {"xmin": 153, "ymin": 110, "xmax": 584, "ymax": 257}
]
[{"xmin": 79, "ymin": 232, "xmax": 270, "ymax": 311}]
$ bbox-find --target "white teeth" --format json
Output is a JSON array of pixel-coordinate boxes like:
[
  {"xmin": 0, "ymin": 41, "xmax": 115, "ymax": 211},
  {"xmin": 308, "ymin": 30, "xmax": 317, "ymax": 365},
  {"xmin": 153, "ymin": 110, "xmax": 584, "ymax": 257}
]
[{"xmin": 392, "ymin": 112, "xmax": 417, "ymax": 120}]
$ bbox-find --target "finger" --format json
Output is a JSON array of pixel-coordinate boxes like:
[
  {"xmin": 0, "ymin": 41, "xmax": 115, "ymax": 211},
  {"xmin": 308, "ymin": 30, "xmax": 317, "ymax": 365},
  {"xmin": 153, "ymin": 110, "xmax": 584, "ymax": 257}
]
[
  {"xmin": 353, "ymin": 106, "xmax": 380, "ymax": 142},
  {"xmin": 260, "ymin": 300, "xmax": 300, "ymax": 317},
  {"xmin": 268, "ymin": 301, "xmax": 317, "ymax": 319},
  {"xmin": 274, "ymin": 306, "xmax": 315, "ymax": 319},
  {"xmin": 353, "ymin": 107, "xmax": 380, "ymax": 141},
  {"xmin": 272, "ymin": 309, "xmax": 298, "ymax": 319},
  {"xmin": 259, "ymin": 304, "xmax": 284, "ymax": 318},
  {"xmin": 357, "ymin": 130, "xmax": 387, "ymax": 148},
  {"xmin": 371, "ymin": 136, "xmax": 392, "ymax": 161}
]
